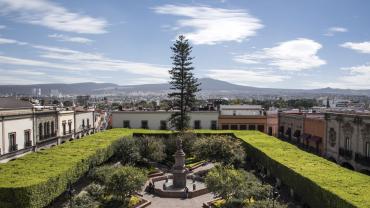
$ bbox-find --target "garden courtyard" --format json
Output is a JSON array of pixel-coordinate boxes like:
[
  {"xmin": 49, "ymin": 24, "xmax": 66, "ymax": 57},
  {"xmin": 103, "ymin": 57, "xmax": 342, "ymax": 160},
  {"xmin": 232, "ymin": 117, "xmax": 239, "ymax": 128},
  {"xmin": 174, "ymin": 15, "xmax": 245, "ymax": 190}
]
[{"xmin": 0, "ymin": 129, "xmax": 369, "ymax": 208}]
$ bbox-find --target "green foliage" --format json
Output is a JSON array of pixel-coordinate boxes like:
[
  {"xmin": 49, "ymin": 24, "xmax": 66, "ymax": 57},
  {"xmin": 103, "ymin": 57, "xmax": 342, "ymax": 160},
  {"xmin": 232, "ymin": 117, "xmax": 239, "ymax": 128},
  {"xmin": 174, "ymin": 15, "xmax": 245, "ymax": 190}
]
[
  {"xmin": 128, "ymin": 195, "xmax": 141, "ymax": 208},
  {"xmin": 205, "ymin": 166, "xmax": 250, "ymax": 200},
  {"xmin": 136, "ymin": 136, "xmax": 166, "ymax": 162},
  {"xmin": 114, "ymin": 137, "xmax": 141, "ymax": 165},
  {"xmin": 194, "ymin": 135, "xmax": 245, "ymax": 166},
  {"xmin": 233, "ymin": 131, "xmax": 370, "ymax": 208},
  {"xmin": 168, "ymin": 35, "xmax": 200, "ymax": 131},
  {"xmin": 0, "ymin": 129, "xmax": 133, "ymax": 208},
  {"xmin": 85, "ymin": 183, "xmax": 105, "ymax": 201},
  {"xmin": 104, "ymin": 166, "xmax": 147, "ymax": 201},
  {"xmin": 69, "ymin": 192, "xmax": 97, "ymax": 208},
  {"xmin": 206, "ymin": 165, "xmax": 272, "ymax": 204}
]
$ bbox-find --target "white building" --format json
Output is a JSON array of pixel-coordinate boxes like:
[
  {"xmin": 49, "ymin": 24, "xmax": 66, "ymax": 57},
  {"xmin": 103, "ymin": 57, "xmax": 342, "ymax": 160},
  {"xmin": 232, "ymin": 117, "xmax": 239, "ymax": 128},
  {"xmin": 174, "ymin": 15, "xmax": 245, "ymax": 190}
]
[
  {"xmin": 112, "ymin": 111, "xmax": 218, "ymax": 130},
  {"xmin": 75, "ymin": 111, "xmax": 94, "ymax": 138},
  {"xmin": 0, "ymin": 98, "xmax": 34, "ymax": 161},
  {"xmin": 58, "ymin": 110, "xmax": 75, "ymax": 143}
]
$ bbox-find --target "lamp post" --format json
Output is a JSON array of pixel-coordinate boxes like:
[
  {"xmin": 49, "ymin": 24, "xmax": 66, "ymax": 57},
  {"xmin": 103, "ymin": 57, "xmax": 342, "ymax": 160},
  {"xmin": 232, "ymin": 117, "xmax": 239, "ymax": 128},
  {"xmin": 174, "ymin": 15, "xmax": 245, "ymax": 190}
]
[
  {"xmin": 271, "ymin": 186, "xmax": 280, "ymax": 208},
  {"xmin": 67, "ymin": 181, "xmax": 75, "ymax": 208}
]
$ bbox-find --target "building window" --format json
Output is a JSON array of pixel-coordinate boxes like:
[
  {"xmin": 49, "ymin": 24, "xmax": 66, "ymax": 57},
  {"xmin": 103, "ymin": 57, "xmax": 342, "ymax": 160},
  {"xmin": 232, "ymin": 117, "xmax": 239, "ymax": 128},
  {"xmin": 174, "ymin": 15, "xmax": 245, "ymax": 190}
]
[
  {"xmin": 221, "ymin": 124, "xmax": 229, "ymax": 130},
  {"xmin": 9, "ymin": 132, "xmax": 17, "ymax": 152},
  {"xmin": 24, "ymin": 130, "xmax": 31, "ymax": 147},
  {"xmin": 240, "ymin": 125, "xmax": 247, "ymax": 130},
  {"xmin": 233, "ymin": 110, "xmax": 236, "ymax": 116},
  {"xmin": 44, "ymin": 122, "xmax": 48, "ymax": 137},
  {"xmin": 194, "ymin": 120, "xmax": 201, "ymax": 129},
  {"xmin": 39, "ymin": 123, "xmax": 43, "ymax": 139},
  {"xmin": 249, "ymin": 125, "xmax": 256, "ymax": 130},
  {"xmin": 47, "ymin": 122, "xmax": 50, "ymax": 136},
  {"xmin": 345, "ymin": 137, "xmax": 351, "ymax": 151},
  {"xmin": 87, "ymin": 119, "xmax": 90, "ymax": 128},
  {"xmin": 51, "ymin": 121, "xmax": 55, "ymax": 136},
  {"xmin": 268, "ymin": 127, "xmax": 273, "ymax": 136},
  {"xmin": 68, "ymin": 120, "xmax": 72, "ymax": 134},
  {"xmin": 366, "ymin": 142, "xmax": 370, "ymax": 158},
  {"xmin": 257, "ymin": 125, "xmax": 264, "ymax": 132},
  {"xmin": 160, "ymin": 120, "xmax": 167, "ymax": 130},
  {"xmin": 123, "ymin": 120, "xmax": 130, "ymax": 128},
  {"xmin": 230, "ymin": 124, "xmax": 238, "ymax": 130},
  {"xmin": 211, "ymin": 120, "xmax": 217, "ymax": 130},
  {"xmin": 62, "ymin": 120, "xmax": 66, "ymax": 135},
  {"xmin": 141, "ymin": 120, "xmax": 148, "ymax": 129},
  {"xmin": 82, "ymin": 119, "xmax": 85, "ymax": 128}
]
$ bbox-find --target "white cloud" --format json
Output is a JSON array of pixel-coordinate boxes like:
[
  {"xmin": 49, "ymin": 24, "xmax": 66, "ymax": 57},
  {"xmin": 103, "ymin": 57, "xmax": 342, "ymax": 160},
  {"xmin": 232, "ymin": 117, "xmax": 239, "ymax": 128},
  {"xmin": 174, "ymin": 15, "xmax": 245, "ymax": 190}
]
[
  {"xmin": 234, "ymin": 38, "xmax": 326, "ymax": 71},
  {"xmin": 305, "ymin": 64, "xmax": 370, "ymax": 89},
  {"xmin": 341, "ymin": 41, "xmax": 370, "ymax": 54},
  {"xmin": 153, "ymin": 4, "xmax": 263, "ymax": 45},
  {"xmin": 0, "ymin": 68, "xmax": 45, "ymax": 75},
  {"xmin": 0, "ymin": 25, "xmax": 6, "ymax": 29},
  {"xmin": 0, "ymin": 55, "xmax": 80, "ymax": 70},
  {"xmin": 324, "ymin": 27, "xmax": 348, "ymax": 36},
  {"xmin": 48, "ymin": 33, "xmax": 93, "ymax": 44},
  {"xmin": 0, "ymin": 37, "xmax": 27, "ymax": 45},
  {"xmin": 0, "ymin": 0, "xmax": 107, "ymax": 34},
  {"xmin": 207, "ymin": 69, "xmax": 288, "ymax": 86}
]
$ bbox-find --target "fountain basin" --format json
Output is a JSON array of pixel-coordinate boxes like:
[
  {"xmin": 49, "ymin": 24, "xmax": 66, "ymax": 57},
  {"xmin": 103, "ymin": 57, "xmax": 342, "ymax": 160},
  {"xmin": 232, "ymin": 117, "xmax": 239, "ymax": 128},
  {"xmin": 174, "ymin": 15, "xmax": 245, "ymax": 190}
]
[{"xmin": 149, "ymin": 175, "xmax": 209, "ymax": 198}]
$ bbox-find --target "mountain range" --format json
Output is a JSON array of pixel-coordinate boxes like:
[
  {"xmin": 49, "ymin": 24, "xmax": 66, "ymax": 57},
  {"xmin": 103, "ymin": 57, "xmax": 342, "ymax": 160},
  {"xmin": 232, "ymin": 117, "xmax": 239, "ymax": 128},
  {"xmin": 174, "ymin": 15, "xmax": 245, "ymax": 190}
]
[{"xmin": 0, "ymin": 78, "xmax": 369, "ymax": 97}]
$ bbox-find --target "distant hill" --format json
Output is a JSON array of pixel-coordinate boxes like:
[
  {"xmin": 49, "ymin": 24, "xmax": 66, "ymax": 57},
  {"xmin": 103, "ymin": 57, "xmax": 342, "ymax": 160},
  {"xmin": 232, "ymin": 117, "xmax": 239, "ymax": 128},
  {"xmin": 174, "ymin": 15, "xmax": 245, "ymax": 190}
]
[{"xmin": 0, "ymin": 78, "xmax": 369, "ymax": 97}]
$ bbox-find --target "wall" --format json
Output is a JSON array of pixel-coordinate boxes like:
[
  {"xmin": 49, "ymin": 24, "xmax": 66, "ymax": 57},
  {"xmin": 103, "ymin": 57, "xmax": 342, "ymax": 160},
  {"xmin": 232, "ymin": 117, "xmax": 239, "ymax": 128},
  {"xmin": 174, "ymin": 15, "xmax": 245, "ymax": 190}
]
[
  {"xmin": 34, "ymin": 110, "xmax": 58, "ymax": 143},
  {"xmin": 58, "ymin": 111, "xmax": 74, "ymax": 137},
  {"xmin": 75, "ymin": 111, "xmax": 94, "ymax": 137},
  {"xmin": 1, "ymin": 116, "xmax": 33, "ymax": 155},
  {"xmin": 304, "ymin": 116, "xmax": 326, "ymax": 153},
  {"xmin": 112, "ymin": 111, "xmax": 218, "ymax": 130}
]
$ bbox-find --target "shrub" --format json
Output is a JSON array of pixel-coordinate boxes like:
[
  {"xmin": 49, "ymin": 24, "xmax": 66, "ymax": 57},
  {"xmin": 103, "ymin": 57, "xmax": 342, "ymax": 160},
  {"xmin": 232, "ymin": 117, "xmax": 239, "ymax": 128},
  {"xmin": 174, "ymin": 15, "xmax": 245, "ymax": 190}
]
[
  {"xmin": 194, "ymin": 135, "xmax": 245, "ymax": 166},
  {"xmin": 105, "ymin": 166, "xmax": 147, "ymax": 201},
  {"xmin": 85, "ymin": 183, "xmax": 105, "ymax": 201},
  {"xmin": 114, "ymin": 137, "xmax": 141, "ymax": 165},
  {"xmin": 136, "ymin": 136, "xmax": 166, "ymax": 162}
]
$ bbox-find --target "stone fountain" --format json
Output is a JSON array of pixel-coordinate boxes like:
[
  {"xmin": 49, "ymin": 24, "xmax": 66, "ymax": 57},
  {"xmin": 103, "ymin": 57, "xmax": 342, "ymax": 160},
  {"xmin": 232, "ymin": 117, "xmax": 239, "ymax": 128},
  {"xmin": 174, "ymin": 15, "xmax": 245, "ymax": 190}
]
[
  {"xmin": 149, "ymin": 138, "xmax": 209, "ymax": 198},
  {"xmin": 172, "ymin": 138, "xmax": 187, "ymax": 188}
]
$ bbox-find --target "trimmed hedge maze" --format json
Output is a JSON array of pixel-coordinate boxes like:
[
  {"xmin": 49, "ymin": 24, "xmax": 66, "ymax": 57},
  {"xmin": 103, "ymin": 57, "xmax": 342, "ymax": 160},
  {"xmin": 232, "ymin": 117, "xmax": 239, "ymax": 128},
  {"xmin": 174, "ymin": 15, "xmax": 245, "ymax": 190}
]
[{"xmin": 0, "ymin": 129, "xmax": 369, "ymax": 208}]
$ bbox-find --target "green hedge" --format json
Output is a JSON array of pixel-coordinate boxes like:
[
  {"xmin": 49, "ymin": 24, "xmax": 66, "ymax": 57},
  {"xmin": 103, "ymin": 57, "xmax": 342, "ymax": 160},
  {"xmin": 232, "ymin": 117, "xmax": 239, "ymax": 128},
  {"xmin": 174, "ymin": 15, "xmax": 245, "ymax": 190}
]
[
  {"xmin": 0, "ymin": 129, "xmax": 134, "ymax": 208},
  {"xmin": 1, "ymin": 129, "xmax": 369, "ymax": 208},
  {"xmin": 231, "ymin": 131, "xmax": 370, "ymax": 208}
]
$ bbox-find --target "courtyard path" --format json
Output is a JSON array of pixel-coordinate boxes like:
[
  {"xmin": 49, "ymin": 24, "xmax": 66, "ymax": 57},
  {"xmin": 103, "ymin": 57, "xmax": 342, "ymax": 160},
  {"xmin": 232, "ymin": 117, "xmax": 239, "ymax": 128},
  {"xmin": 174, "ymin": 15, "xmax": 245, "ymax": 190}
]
[{"xmin": 143, "ymin": 192, "xmax": 215, "ymax": 208}]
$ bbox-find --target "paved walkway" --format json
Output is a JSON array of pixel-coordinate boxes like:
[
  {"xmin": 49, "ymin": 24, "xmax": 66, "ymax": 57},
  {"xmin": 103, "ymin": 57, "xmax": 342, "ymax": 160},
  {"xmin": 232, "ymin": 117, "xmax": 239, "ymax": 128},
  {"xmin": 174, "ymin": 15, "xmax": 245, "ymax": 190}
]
[{"xmin": 143, "ymin": 192, "xmax": 215, "ymax": 208}]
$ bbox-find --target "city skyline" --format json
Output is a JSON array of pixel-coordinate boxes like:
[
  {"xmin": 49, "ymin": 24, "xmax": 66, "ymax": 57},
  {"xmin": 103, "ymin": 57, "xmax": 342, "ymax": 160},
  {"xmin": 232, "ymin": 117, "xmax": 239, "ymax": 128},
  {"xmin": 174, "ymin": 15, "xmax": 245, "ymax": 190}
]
[{"xmin": 0, "ymin": 0, "xmax": 369, "ymax": 89}]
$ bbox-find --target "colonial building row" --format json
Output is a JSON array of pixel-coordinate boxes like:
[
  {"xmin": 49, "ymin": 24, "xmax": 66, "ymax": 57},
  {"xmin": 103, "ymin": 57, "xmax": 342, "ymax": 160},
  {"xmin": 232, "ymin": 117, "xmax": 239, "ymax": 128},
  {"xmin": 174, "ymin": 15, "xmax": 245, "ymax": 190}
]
[
  {"xmin": 0, "ymin": 98, "xmax": 103, "ymax": 162},
  {"xmin": 278, "ymin": 111, "xmax": 370, "ymax": 174},
  {"xmin": 112, "ymin": 105, "xmax": 278, "ymax": 136}
]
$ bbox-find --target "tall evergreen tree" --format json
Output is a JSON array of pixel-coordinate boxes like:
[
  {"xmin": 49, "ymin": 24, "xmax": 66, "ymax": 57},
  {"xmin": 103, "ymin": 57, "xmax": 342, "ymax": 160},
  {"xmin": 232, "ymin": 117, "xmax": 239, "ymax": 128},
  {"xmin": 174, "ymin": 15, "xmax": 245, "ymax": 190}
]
[{"xmin": 168, "ymin": 35, "xmax": 200, "ymax": 131}]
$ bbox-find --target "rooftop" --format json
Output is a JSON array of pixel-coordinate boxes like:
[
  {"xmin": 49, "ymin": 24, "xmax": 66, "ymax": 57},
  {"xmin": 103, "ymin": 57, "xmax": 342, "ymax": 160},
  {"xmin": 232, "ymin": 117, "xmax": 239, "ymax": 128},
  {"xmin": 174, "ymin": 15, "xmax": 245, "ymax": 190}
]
[{"xmin": 0, "ymin": 97, "xmax": 33, "ymax": 109}]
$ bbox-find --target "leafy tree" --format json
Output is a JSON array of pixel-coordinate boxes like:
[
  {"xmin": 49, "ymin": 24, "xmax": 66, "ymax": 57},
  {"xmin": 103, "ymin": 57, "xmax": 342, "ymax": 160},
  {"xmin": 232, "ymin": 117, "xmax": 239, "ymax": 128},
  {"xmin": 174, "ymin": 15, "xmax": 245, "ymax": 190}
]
[
  {"xmin": 206, "ymin": 166, "xmax": 274, "ymax": 204},
  {"xmin": 168, "ymin": 35, "xmax": 200, "ymax": 131},
  {"xmin": 115, "ymin": 138, "xmax": 141, "ymax": 165},
  {"xmin": 136, "ymin": 136, "xmax": 166, "ymax": 162},
  {"xmin": 193, "ymin": 136, "xmax": 245, "ymax": 166},
  {"xmin": 105, "ymin": 166, "xmax": 147, "ymax": 201}
]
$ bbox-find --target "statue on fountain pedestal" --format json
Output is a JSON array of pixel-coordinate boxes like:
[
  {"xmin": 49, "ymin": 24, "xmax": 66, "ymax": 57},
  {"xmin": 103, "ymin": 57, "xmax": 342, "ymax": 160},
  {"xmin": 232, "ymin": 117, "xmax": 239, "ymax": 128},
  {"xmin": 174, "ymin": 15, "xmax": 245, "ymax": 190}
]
[{"xmin": 172, "ymin": 138, "xmax": 187, "ymax": 188}]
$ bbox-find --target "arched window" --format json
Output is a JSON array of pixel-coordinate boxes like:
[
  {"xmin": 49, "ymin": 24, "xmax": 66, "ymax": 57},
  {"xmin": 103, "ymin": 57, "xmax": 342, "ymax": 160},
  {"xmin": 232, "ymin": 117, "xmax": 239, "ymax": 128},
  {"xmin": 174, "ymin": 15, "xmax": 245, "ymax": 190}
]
[
  {"xmin": 44, "ymin": 122, "xmax": 48, "ymax": 137},
  {"xmin": 82, "ymin": 119, "xmax": 85, "ymax": 129}
]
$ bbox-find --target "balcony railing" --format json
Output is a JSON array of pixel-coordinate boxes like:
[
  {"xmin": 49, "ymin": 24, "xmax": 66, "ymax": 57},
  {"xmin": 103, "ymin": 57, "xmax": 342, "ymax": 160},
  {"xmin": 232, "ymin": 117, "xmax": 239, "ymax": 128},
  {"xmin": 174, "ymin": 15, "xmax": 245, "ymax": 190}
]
[
  {"xmin": 339, "ymin": 148, "xmax": 352, "ymax": 159},
  {"xmin": 9, "ymin": 144, "xmax": 18, "ymax": 152},
  {"xmin": 355, "ymin": 153, "xmax": 370, "ymax": 167},
  {"xmin": 25, "ymin": 140, "xmax": 32, "ymax": 147}
]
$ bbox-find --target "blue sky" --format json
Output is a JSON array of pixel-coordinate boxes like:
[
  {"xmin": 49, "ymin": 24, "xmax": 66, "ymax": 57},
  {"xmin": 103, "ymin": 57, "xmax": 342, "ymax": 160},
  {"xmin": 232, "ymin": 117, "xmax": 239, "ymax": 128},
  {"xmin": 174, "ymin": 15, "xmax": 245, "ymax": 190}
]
[{"xmin": 0, "ymin": 0, "xmax": 369, "ymax": 89}]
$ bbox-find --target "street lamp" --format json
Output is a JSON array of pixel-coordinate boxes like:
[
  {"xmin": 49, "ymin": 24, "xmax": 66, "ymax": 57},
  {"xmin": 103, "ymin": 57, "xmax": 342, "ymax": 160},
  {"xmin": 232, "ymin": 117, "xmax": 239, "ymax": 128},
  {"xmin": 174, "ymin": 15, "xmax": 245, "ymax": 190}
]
[
  {"xmin": 67, "ymin": 181, "xmax": 75, "ymax": 208},
  {"xmin": 271, "ymin": 187, "xmax": 280, "ymax": 208}
]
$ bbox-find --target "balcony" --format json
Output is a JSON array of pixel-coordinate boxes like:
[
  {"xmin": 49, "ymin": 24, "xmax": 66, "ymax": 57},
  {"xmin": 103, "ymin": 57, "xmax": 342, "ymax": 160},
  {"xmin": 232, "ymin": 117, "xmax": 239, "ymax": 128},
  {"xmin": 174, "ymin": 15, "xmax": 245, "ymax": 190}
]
[
  {"xmin": 339, "ymin": 148, "xmax": 352, "ymax": 160},
  {"xmin": 9, "ymin": 144, "xmax": 18, "ymax": 152},
  {"xmin": 25, "ymin": 140, "xmax": 32, "ymax": 147},
  {"xmin": 355, "ymin": 153, "xmax": 370, "ymax": 167}
]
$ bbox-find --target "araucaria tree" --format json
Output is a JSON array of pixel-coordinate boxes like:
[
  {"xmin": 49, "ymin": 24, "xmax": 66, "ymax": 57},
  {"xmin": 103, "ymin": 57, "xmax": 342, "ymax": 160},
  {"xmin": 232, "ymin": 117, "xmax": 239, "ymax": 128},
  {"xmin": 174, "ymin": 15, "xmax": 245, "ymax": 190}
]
[{"xmin": 168, "ymin": 35, "xmax": 200, "ymax": 131}]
